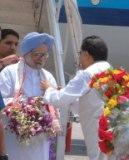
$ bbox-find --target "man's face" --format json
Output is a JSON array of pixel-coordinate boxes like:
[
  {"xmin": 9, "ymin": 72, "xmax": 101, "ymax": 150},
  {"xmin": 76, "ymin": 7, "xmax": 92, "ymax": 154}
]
[
  {"xmin": 79, "ymin": 50, "xmax": 94, "ymax": 69},
  {"xmin": 24, "ymin": 44, "xmax": 49, "ymax": 69},
  {"xmin": 0, "ymin": 35, "xmax": 19, "ymax": 58}
]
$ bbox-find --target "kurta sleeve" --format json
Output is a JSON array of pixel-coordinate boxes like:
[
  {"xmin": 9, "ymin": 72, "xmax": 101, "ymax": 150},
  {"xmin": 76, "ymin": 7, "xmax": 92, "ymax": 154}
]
[
  {"xmin": 43, "ymin": 70, "xmax": 91, "ymax": 107},
  {"xmin": 0, "ymin": 68, "xmax": 14, "ymax": 104}
]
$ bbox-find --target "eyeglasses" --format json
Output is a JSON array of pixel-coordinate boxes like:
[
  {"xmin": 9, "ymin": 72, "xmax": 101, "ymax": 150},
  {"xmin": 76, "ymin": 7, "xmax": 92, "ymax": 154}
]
[
  {"xmin": 77, "ymin": 51, "xmax": 82, "ymax": 57},
  {"xmin": 77, "ymin": 51, "xmax": 87, "ymax": 56},
  {"xmin": 31, "ymin": 52, "xmax": 49, "ymax": 58}
]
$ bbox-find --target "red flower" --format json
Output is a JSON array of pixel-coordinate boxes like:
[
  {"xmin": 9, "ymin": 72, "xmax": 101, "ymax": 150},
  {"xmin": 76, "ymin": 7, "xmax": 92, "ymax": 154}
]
[
  {"xmin": 89, "ymin": 78, "xmax": 96, "ymax": 87},
  {"xmin": 99, "ymin": 140, "xmax": 113, "ymax": 154},
  {"xmin": 112, "ymin": 70, "xmax": 126, "ymax": 83},
  {"xmin": 98, "ymin": 129, "xmax": 114, "ymax": 141},
  {"xmin": 96, "ymin": 72, "xmax": 107, "ymax": 78},
  {"xmin": 104, "ymin": 87, "xmax": 113, "ymax": 98},
  {"xmin": 123, "ymin": 87, "xmax": 129, "ymax": 98},
  {"xmin": 99, "ymin": 115, "xmax": 108, "ymax": 131}
]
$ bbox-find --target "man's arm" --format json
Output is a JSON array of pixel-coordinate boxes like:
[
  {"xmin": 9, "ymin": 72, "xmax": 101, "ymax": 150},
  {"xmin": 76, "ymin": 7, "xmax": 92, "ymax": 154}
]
[
  {"xmin": 42, "ymin": 70, "xmax": 91, "ymax": 107},
  {"xmin": 0, "ymin": 54, "xmax": 20, "ymax": 71},
  {"xmin": 0, "ymin": 68, "xmax": 14, "ymax": 105}
]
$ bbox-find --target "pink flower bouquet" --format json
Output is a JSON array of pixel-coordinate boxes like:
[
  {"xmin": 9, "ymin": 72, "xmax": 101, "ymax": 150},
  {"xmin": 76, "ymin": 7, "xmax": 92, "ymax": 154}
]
[{"xmin": 3, "ymin": 97, "xmax": 61, "ymax": 144}]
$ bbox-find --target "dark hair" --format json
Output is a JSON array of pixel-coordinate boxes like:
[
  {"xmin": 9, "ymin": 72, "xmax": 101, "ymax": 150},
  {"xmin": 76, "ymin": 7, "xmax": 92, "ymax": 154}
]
[
  {"xmin": 0, "ymin": 28, "xmax": 19, "ymax": 40},
  {"xmin": 81, "ymin": 35, "xmax": 108, "ymax": 61}
]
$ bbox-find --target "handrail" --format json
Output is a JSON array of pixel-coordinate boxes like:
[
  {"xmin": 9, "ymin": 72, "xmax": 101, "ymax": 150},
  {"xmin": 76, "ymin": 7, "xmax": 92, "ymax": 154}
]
[
  {"xmin": 32, "ymin": 0, "xmax": 44, "ymax": 29},
  {"xmin": 37, "ymin": 0, "xmax": 44, "ymax": 31}
]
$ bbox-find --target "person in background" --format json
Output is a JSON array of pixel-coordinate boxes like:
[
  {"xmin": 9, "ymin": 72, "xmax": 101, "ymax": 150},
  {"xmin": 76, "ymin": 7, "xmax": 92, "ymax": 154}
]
[
  {"xmin": 0, "ymin": 28, "xmax": 19, "ymax": 160},
  {"xmin": 41, "ymin": 35, "xmax": 111, "ymax": 160},
  {"xmin": 0, "ymin": 28, "xmax": 20, "ymax": 71}
]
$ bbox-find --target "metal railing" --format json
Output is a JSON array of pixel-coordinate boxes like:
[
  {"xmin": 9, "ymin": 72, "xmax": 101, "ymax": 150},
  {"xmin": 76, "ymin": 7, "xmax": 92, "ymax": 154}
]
[{"xmin": 32, "ymin": 0, "xmax": 44, "ymax": 30}]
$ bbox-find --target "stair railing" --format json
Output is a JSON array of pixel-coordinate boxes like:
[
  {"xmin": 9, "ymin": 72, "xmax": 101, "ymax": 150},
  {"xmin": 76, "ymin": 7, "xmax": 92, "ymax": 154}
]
[{"xmin": 32, "ymin": 0, "xmax": 44, "ymax": 29}]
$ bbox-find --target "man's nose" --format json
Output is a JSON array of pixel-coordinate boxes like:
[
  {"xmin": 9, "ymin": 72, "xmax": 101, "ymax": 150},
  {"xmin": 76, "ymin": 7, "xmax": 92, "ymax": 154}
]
[{"xmin": 10, "ymin": 43, "xmax": 17, "ymax": 51}]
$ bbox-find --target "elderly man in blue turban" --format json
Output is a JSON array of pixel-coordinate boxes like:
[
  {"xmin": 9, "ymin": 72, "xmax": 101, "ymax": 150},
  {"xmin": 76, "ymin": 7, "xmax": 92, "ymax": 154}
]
[{"xmin": 0, "ymin": 32, "xmax": 57, "ymax": 160}]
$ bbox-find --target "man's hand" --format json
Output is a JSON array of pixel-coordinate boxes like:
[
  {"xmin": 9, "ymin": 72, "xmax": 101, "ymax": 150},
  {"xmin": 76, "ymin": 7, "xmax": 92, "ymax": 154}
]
[
  {"xmin": 40, "ymin": 81, "xmax": 62, "ymax": 90},
  {"xmin": 57, "ymin": 86, "xmax": 62, "ymax": 90},
  {"xmin": 40, "ymin": 81, "xmax": 52, "ymax": 90},
  {"xmin": 1, "ymin": 54, "xmax": 20, "ymax": 67}
]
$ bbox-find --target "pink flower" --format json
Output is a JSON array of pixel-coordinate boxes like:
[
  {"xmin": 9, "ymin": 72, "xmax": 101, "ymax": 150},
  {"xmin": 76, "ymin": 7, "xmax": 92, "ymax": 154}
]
[
  {"xmin": 3, "ymin": 97, "xmax": 61, "ymax": 144},
  {"xmin": 118, "ymin": 96, "xmax": 128, "ymax": 104},
  {"xmin": 30, "ymin": 128, "xmax": 36, "ymax": 136}
]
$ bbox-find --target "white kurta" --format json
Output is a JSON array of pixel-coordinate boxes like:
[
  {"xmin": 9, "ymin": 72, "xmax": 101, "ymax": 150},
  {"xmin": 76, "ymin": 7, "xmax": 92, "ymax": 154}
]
[
  {"xmin": 0, "ymin": 62, "xmax": 57, "ymax": 160},
  {"xmin": 43, "ymin": 61, "xmax": 111, "ymax": 160}
]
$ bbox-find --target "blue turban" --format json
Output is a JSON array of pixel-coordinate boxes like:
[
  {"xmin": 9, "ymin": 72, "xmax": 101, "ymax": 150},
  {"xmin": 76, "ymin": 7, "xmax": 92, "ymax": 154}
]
[{"xmin": 20, "ymin": 32, "xmax": 55, "ymax": 56}]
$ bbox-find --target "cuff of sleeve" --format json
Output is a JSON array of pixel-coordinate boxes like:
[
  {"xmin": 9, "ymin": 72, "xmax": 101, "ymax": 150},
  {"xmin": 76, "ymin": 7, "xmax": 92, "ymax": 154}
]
[
  {"xmin": 43, "ymin": 87, "xmax": 55, "ymax": 103},
  {"xmin": 46, "ymin": 87, "xmax": 55, "ymax": 92}
]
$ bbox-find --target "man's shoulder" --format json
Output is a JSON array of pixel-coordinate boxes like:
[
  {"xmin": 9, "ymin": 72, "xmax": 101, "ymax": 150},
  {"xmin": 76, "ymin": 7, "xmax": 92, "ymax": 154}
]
[
  {"xmin": 84, "ymin": 61, "xmax": 111, "ymax": 76},
  {"xmin": 1, "ymin": 62, "xmax": 18, "ymax": 73}
]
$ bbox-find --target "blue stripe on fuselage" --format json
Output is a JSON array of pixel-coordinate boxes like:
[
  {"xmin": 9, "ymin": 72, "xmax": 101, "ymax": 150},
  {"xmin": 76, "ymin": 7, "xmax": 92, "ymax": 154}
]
[{"xmin": 59, "ymin": 6, "xmax": 129, "ymax": 26}]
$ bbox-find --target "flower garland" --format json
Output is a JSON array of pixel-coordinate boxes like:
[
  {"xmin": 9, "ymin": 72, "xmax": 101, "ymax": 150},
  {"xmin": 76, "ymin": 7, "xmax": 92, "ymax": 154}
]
[
  {"xmin": 90, "ymin": 68, "xmax": 129, "ymax": 155},
  {"xmin": 3, "ymin": 97, "xmax": 61, "ymax": 144}
]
